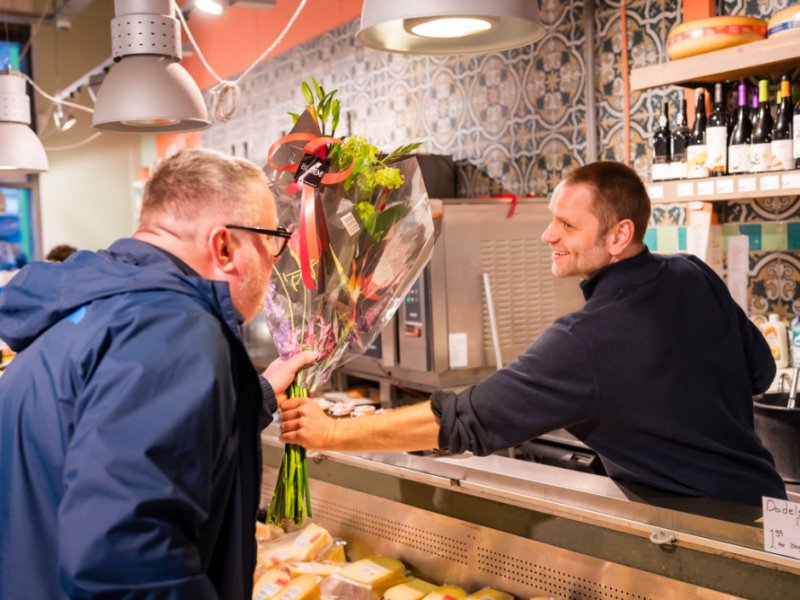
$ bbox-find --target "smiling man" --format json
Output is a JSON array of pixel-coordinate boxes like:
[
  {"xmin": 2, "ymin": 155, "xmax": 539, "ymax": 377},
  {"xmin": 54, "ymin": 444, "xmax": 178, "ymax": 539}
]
[{"xmin": 280, "ymin": 161, "xmax": 786, "ymax": 508}]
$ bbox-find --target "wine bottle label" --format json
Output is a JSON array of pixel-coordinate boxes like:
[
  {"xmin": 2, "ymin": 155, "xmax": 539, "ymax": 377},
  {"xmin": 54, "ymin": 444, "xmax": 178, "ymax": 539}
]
[
  {"xmin": 750, "ymin": 143, "xmax": 771, "ymax": 172},
  {"xmin": 794, "ymin": 114, "xmax": 800, "ymax": 159},
  {"xmin": 706, "ymin": 127, "xmax": 728, "ymax": 172},
  {"xmin": 770, "ymin": 139, "xmax": 793, "ymax": 171},
  {"xmin": 687, "ymin": 145, "xmax": 709, "ymax": 178},
  {"xmin": 729, "ymin": 144, "xmax": 751, "ymax": 173}
]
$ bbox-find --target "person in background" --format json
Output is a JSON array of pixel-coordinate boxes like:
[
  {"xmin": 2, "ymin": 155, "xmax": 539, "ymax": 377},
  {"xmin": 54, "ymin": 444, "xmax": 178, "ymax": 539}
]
[
  {"xmin": 280, "ymin": 161, "xmax": 787, "ymax": 508},
  {"xmin": 0, "ymin": 149, "xmax": 317, "ymax": 599},
  {"xmin": 45, "ymin": 243, "xmax": 78, "ymax": 262}
]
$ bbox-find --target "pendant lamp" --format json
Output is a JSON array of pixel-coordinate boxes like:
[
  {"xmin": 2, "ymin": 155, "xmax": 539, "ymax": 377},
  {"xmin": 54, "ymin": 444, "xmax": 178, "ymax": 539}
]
[
  {"xmin": 92, "ymin": 0, "xmax": 210, "ymax": 133},
  {"xmin": 0, "ymin": 72, "xmax": 48, "ymax": 173},
  {"xmin": 357, "ymin": 0, "xmax": 545, "ymax": 55}
]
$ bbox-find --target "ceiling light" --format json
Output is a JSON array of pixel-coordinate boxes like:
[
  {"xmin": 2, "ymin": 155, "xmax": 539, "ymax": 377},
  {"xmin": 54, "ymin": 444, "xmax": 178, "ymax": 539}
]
[
  {"xmin": 53, "ymin": 103, "xmax": 77, "ymax": 132},
  {"xmin": 0, "ymin": 72, "xmax": 48, "ymax": 173},
  {"xmin": 92, "ymin": 0, "xmax": 210, "ymax": 133},
  {"xmin": 357, "ymin": 0, "xmax": 545, "ymax": 55},
  {"xmin": 194, "ymin": 0, "xmax": 224, "ymax": 15}
]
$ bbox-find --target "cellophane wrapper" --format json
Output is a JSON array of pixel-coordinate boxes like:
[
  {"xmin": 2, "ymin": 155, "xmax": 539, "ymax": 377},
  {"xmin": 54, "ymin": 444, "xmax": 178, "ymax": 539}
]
[{"xmin": 263, "ymin": 122, "xmax": 436, "ymax": 394}]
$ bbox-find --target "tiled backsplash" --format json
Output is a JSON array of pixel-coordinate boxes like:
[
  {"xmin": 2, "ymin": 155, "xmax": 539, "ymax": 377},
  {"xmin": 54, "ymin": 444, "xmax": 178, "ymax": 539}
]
[{"xmin": 201, "ymin": 0, "xmax": 800, "ymax": 318}]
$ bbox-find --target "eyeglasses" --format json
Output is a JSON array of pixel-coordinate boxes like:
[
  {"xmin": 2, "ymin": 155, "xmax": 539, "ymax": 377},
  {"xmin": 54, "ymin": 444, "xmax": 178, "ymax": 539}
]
[{"xmin": 225, "ymin": 224, "xmax": 292, "ymax": 258}]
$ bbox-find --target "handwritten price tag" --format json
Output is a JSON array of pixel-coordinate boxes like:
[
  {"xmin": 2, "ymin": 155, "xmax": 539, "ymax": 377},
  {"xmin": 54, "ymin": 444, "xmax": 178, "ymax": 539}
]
[{"xmin": 762, "ymin": 497, "xmax": 800, "ymax": 559}]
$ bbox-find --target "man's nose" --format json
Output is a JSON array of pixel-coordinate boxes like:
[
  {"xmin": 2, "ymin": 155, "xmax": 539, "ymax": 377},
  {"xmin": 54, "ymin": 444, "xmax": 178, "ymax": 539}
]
[{"xmin": 541, "ymin": 223, "xmax": 555, "ymax": 243}]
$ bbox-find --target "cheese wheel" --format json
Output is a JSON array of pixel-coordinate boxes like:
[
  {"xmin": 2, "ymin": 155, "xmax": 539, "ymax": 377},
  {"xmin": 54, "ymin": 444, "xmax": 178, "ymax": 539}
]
[
  {"xmin": 667, "ymin": 16, "xmax": 767, "ymax": 60},
  {"xmin": 384, "ymin": 577, "xmax": 439, "ymax": 600},
  {"xmin": 422, "ymin": 585, "xmax": 467, "ymax": 600},
  {"xmin": 465, "ymin": 589, "xmax": 514, "ymax": 600},
  {"xmin": 768, "ymin": 4, "xmax": 800, "ymax": 37}
]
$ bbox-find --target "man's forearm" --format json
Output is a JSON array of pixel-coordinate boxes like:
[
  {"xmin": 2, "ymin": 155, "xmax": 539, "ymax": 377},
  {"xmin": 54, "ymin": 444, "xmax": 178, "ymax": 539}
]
[{"xmin": 326, "ymin": 401, "xmax": 441, "ymax": 452}]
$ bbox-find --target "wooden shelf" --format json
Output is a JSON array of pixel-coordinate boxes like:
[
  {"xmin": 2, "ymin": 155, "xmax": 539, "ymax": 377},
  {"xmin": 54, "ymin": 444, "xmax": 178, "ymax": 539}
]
[
  {"xmin": 630, "ymin": 31, "xmax": 800, "ymax": 91},
  {"xmin": 646, "ymin": 170, "xmax": 800, "ymax": 203}
]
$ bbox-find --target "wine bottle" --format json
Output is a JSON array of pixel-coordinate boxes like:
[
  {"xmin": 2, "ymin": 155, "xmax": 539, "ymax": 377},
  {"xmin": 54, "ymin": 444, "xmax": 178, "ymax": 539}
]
[
  {"xmin": 729, "ymin": 81, "xmax": 752, "ymax": 174},
  {"xmin": 771, "ymin": 75, "xmax": 793, "ymax": 171},
  {"xmin": 687, "ymin": 89, "xmax": 708, "ymax": 178},
  {"xmin": 670, "ymin": 94, "xmax": 692, "ymax": 179},
  {"xmin": 652, "ymin": 101, "xmax": 671, "ymax": 180},
  {"xmin": 707, "ymin": 82, "xmax": 729, "ymax": 176},
  {"xmin": 750, "ymin": 79, "xmax": 772, "ymax": 173}
]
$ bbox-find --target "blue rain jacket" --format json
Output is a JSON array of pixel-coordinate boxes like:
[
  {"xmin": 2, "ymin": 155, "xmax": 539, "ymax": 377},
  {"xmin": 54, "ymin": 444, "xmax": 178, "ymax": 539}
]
[{"xmin": 0, "ymin": 239, "xmax": 263, "ymax": 599}]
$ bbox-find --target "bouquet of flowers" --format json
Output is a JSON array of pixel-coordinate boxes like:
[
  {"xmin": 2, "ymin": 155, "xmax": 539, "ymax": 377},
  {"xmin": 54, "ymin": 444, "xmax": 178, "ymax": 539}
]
[{"xmin": 263, "ymin": 78, "xmax": 436, "ymax": 524}]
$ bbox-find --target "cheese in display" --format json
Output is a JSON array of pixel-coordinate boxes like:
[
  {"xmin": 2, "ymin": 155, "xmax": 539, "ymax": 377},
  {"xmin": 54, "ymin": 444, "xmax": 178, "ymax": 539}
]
[
  {"xmin": 464, "ymin": 589, "xmax": 514, "ymax": 600},
  {"xmin": 383, "ymin": 577, "xmax": 438, "ymax": 600},
  {"xmin": 422, "ymin": 585, "xmax": 467, "ymax": 600},
  {"xmin": 667, "ymin": 16, "xmax": 767, "ymax": 59},
  {"xmin": 252, "ymin": 569, "xmax": 293, "ymax": 600},
  {"xmin": 768, "ymin": 4, "xmax": 800, "ymax": 37},
  {"xmin": 270, "ymin": 574, "xmax": 321, "ymax": 600},
  {"xmin": 337, "ymin": 556, "xmax": 406, "ymax": 587}
]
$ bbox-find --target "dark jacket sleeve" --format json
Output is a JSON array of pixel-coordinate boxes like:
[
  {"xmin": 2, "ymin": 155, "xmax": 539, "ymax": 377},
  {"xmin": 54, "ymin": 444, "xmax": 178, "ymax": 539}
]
[
  {"xmin": 437, "ymin": 323, "xmax": 597, "ymax": 456},
  {"xmin": 58, "ymin": 305, "xmax": 231, "ymax": 599},
  {"xmin": 259, "ymin": 375, "xmax": 277, "ymax": 431}
]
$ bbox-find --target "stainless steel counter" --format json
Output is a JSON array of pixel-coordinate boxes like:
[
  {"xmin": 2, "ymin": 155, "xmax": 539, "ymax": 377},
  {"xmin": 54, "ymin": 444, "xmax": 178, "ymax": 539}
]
[{"xmin": 261, "ymin": 425, "xmax": 800, "ymax": 599}]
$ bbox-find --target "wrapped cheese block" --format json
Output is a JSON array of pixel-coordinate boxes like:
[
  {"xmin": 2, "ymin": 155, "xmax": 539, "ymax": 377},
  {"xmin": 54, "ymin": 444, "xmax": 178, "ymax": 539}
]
[
  {"xmin": 321, "ymin": 556, "xmax": 406, "ymax": 600},
  {"xmin": 258, "ymin": 523, "xmax": 334, "ymax": 568},
  {"xmin": 271, "ymin": 574, "xmax": 321, "ymax": 600},
  {"xmin": 256, "ymin": 521, "xmax": 285, "ymax": 543},
  {"xmin": 253, "ymin": 568, "xmax": 293, "ymax": 600},
  {"xmin": 465, "ymin": 589, "xmax": 514, "ymax": 600},
  {"xmin": 422, "ymin": 585, "xmax": 467, "ymax": 600},
  {"xmin": 285, "ymin": 560, "xmax": 344, "ymax": 578},
  {"xmin": 383, "ymin": 577, "xmax": 438, "ymax": 600}
]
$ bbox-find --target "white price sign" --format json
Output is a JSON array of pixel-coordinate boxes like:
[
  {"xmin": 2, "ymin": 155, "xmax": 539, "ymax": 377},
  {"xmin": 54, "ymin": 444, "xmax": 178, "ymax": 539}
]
[
  {"xmin": 647, "ymin": 185, "xmax": 664, "ymax": 200},
  {"xmin": 715, "ymin": 179, "xmax": 734, "ymax": 195},
  {"xmin": 677, "ymin": 182, "xmax": 694, "ymax": 198},
  {"xmin": 762, "ymin": 497, "xmax": 800, "ymax": 559},
  {"xmin": 738, "ymin": 177, "xmax": 757, "ymax": 193},
  {"xmin": 760, "ymin": 175, "xmax": 780, "ymax": 191},
  {"xmin": 697, "ymin": 180, "xmax": 715, "ymax": 196}
]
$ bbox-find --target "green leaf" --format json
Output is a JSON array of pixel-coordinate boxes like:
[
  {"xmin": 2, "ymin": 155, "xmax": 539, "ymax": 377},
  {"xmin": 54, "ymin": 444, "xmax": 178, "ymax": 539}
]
[
  {"xmin": 331, "ymin": 99, "xmax": 340, "ymax": 135},
  {"xmin": 311, "ymin": 76, "xmax": 323, "ymax": 100},
  {"xmin": 301, "ymin": 82, "xmax": 314, "ymax": 105},
  {"xmin": 287, "ymin": 111, "xmax": 301, "ymax": 124}
]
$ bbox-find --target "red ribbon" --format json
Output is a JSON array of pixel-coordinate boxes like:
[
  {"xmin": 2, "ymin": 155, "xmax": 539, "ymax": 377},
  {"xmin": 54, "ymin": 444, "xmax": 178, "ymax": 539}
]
[
  {"xmin": 267, "ymin": 133, "xmax": 354, "ymax": 290},
  {"xmin": 478, "ymin": 194, "xmax": 519, "ymax": 218}
]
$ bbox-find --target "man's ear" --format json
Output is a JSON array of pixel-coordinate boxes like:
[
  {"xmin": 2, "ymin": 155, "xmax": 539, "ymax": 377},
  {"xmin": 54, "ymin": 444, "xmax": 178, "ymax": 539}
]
[
  {"xmin": 607, "ymin": 218, "xmax": 636, "ymax": 257},
  {"xmin": 209, "ymin": 226, "xmax": 237, "ymax": 274}
]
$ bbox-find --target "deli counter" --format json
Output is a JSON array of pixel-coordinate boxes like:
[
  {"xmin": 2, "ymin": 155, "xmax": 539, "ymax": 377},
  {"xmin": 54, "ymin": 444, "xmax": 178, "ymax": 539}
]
[{"xmin": 260, "ymin": 425, "xmax": 800, "ymax": 600}]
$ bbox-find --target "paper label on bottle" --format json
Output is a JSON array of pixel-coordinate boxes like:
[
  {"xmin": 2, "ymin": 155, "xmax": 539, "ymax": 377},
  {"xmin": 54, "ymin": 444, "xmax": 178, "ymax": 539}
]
[
  {"xmin": 687, "ymin": 145, "xmax": 709, "ymax": 178},
  {"xmin": 762, "ymin": 497, "xmax": 800, "ymax": 560},
  {"xmin": 715, "ymin": 178, "xmax": 734, "ymax": 194},
  {"xmin": 770, "ymin": 139, "xmax": 793, "ymax": 171},
  {"xmin": 794, "ymin": 114, "xmax": 800, "ymax": 159},
  {"xmin": 728, "ymin": 144, "xmax": 751, "ymax": 173},
  {"xmin": 750, "ymin": 143, "xmax": 771, "ymax": 172},
  {"xmin": 706, "ymin": 127, "xmax": 728, "ymax": 172},
  {"xmin": 760, "ymin": 175, "xmax": 780, "ymax": 191},
  {"xmin": 738, "ymin": 177, "xmax": 757, "ymax": 193}
]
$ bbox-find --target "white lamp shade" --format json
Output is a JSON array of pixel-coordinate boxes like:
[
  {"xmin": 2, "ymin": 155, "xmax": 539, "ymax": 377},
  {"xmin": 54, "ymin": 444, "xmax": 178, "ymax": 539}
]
[
  {"xmin": 0, "ymin": 122, "xmax": 49, "ymax": 172},
  {"xmin": 357, "ymin": 0, "xmax": 545, "ymax": 55},
  {"xmin": 92, "ymin": 55, "xmax": 210, "ymax": 133}
]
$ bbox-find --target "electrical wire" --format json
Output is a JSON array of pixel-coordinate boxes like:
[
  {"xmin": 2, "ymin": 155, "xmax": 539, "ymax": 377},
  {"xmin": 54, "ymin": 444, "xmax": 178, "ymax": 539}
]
[
  {"xmin": 18, "ymin": 72, "xmax": 94, "ymax": 114},
  {"xmin": 44, "ymin": 131, "xmax": 102, "ymax": 151},
  {"xmin": 175, "ymin": 0, "xmax": 309, "ymax": 123},
  {"xmin": 18, "ymin": 0, "xmax": 54, "ymax": 63},
  {"xmin": 620, "ymin": 0, "xmax": 631, "ymax": 166}
]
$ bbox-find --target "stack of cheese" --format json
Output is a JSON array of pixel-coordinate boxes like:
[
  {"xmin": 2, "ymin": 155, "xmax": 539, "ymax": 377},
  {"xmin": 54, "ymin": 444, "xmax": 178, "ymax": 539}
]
[{"xmin": 251, "ymin": 522, "xmax": 516, "ymax": 600}]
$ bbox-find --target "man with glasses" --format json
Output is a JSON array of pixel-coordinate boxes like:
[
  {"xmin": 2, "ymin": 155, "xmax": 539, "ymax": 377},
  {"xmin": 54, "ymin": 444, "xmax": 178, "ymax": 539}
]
[
  {"xmin": 0, "ymin": 149, "xmax": 316, "ymax": 599},
  {"xmin": 279, "ymin": 161, "xmax": 786, "ymax": 509}
]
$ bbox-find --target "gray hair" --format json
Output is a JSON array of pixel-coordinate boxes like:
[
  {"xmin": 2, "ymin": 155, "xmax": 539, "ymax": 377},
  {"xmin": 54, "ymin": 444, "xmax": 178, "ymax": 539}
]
[{"xmin": 141, "ymin": 148, "xmax": 268, "ymax": 225}]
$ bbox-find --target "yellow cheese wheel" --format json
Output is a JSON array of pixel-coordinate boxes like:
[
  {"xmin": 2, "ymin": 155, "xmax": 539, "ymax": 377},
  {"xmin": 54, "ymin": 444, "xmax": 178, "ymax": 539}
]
[
  {"xmin": 768, "ymin": 4, "xmax": 800, "ymax": 37},
  {"xmin": 667, "ymin": 16, "xmax": 767, "ymax": 60}
]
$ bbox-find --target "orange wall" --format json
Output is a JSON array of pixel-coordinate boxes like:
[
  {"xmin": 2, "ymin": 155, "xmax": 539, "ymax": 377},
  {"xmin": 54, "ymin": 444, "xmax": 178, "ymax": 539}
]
[
  {"xmin": 181, "ymin": 0, "xmax": 363, "ymax": 89},
  {"xmin": 683, "ymin": 0, "xmax": 714, "ymax": 21}
]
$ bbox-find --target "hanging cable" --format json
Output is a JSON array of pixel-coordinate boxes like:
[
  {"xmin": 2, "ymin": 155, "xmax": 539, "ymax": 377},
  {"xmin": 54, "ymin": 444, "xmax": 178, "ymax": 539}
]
[
  {"xmin": 45, "ymin": 132, "xmax": 102, "ymax": 151},
  {"xmin": 175, "ymin": 0, "xmax": 309, "ymax": 123},
  {"xmin": 18, "ymin": 72, "xmax": 94, "ymax": 114},
  {"xmin": 620, "ymin": 0, "xmax": 631, "ymax": 166},
  {"xmin": 18, "ymin": 0, "xmax": 54, "ymax": 63}
]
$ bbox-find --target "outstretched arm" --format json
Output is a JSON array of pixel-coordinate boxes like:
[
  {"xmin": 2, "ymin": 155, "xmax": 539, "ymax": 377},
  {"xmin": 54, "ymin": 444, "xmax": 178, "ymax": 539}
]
[{"xmin": 279, "ymin": 397, "xmax": 440, "ymax": 452}]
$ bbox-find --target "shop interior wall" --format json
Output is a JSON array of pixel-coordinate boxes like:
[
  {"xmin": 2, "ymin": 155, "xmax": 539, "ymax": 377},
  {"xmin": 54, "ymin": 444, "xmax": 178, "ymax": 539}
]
[{"xmin": 201, "ymin": 0, "xmax": 798, "ymax": 318}]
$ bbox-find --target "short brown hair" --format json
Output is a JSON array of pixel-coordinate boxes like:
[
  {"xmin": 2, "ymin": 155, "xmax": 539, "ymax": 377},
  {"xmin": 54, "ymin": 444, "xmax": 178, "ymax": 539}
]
[
  {"xmin": 46, "ymin": 244, "xmax": 78, "ymax": 262},
  {"xmin": 142, "ymin": 148, "xmax": 268, "ymax": 225},
  {"xmin": 564, "ymin": 161, "xmax": 651, "ymax": 244}
]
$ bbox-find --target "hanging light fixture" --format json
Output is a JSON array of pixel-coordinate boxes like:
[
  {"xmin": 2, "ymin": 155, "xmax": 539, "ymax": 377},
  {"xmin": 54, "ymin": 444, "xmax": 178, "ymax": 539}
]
[
  {"xmin": 357, "ymin": 0, "xmax": 545, "ymax": 55},
  {"xmin": 0, "ymin": 71, "xmax": 48, "ymax": 173},
  {"xmin": 92, "ymin": 0, "xmax": 210, "ymax": 133},
  {"xmin": 53, "ymin": 102, "xmax": 77, "ymax": 132}
]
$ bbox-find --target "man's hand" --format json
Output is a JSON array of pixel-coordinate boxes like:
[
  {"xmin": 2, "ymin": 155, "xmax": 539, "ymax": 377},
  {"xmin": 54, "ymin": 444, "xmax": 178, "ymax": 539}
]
[
  {"xmin": 262, "ymin": 352, "xmax": 318, "ymax": 404},
  {"xmin": 279, "ymin": 397, "xmax": 335, "ymax": 450}
]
